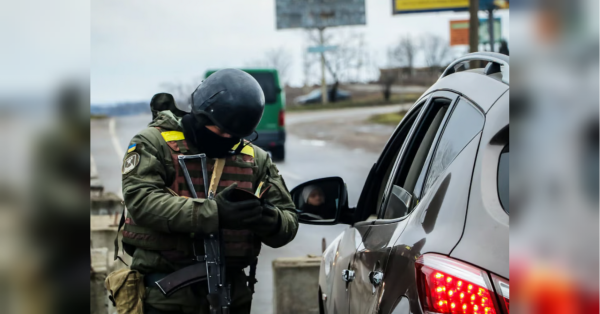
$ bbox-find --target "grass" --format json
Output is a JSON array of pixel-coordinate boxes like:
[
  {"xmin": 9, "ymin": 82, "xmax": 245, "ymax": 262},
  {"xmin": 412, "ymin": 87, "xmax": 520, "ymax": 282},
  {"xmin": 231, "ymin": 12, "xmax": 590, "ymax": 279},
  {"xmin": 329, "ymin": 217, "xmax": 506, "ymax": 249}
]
[
  {"xmin": 91, "ymin": 114, "xmax": 108, "ymax": 120},
  {"xmin": 367, "ymin": 111, "xmax": 406, "ymax": 125},
  {"xmin": 286, "ymin": 93, "xmax": 421, "ymax": 112}
]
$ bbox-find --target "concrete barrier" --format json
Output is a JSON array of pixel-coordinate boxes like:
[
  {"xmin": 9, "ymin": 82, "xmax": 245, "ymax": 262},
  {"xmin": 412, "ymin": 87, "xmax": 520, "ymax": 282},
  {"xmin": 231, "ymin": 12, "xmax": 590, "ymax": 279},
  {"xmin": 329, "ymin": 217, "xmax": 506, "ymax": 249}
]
[
  {"xmin": 91, "ymin": 215, "xmax": 131, "ymax": 272},
  {"xmin": 91, "ymin": 248, "xmax": 109, "ymax": 314},
  {"xmin": 272, "ymin": 256, "xmax": 322, "ymax": 314}
]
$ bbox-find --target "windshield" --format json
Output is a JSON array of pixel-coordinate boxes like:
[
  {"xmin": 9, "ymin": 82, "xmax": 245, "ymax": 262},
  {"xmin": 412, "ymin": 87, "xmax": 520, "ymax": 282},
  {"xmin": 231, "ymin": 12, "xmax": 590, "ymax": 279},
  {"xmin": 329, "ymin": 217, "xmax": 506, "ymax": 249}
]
[{"xmin": 248, "ymin": 72, "xmax": 278, "ymax": 104}]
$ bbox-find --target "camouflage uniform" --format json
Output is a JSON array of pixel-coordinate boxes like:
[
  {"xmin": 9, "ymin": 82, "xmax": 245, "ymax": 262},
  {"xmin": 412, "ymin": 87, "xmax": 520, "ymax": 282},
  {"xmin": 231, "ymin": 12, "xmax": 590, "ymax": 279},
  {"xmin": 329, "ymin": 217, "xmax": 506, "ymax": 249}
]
[{"xmin": 121, "ymin": 110, "xmax": 298, "ymax": 314}]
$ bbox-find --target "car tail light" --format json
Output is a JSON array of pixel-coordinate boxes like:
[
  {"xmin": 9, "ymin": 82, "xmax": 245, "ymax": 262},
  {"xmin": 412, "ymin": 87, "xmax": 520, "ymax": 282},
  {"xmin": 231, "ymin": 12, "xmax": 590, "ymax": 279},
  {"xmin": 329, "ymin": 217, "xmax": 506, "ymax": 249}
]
[
  {"xmin": 490, "ymin": 274, "xmax": 509, "ymax": 314},
  {"xmin": 416, "ymin": 254, "xmax": 505, "ymax": 314},
  {"xmin": 278, "ymin": 110, "xmax": 285, "ymax": 126}
]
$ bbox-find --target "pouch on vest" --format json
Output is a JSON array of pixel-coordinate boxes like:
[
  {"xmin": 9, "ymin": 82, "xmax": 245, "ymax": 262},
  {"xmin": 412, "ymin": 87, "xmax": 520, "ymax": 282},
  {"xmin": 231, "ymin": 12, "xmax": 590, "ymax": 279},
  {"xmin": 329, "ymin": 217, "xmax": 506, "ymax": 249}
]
[{"xmin": 105, "ymin": 268, "xmax": 145, "ymax": 314}]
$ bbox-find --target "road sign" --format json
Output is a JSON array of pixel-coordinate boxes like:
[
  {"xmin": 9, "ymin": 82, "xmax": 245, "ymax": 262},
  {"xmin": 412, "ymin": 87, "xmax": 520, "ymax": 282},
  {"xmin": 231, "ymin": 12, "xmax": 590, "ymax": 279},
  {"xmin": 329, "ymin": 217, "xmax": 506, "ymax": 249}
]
[
  {"xmin": 307, "ymin": 45, "xmax": 339, "ymax": 53},
  {"xmin": 393, "ymin": 0, "xmax": 508, "ymax": 14},
  {"xmin": 449, "ymin": 18, "xmax": 502, "ymax": 46},
  {"xmin": 276, "ymin": 0, "xmax": 366, "ymax": 30},
  {"xmin": 478, "ymin": 17, "xmax": 502, "ymax": 44},
  {"xmin": 450, "ymin": 20, "xmax": 470, "ymax": 46}
]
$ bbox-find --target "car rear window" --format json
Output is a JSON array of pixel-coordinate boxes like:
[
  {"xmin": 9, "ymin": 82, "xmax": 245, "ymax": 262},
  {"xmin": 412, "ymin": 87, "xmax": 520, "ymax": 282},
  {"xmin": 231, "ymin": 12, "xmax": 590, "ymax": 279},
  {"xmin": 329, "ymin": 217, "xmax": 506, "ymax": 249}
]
[
  {"xmin": 248, "ymin": 72, "xmax": 278, "ymax": 104},
  {"xmin": 498, "ymin": 145, "xmax": 509, "ymax": 214}
]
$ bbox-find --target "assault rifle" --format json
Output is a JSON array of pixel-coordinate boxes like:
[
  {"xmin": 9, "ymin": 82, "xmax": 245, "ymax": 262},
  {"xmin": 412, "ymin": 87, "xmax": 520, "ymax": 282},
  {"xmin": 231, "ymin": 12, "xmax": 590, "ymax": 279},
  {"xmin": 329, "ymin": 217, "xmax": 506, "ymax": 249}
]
[{"xmin": 177, "ymin": 153, "xmax": 231, "ymax": 314}]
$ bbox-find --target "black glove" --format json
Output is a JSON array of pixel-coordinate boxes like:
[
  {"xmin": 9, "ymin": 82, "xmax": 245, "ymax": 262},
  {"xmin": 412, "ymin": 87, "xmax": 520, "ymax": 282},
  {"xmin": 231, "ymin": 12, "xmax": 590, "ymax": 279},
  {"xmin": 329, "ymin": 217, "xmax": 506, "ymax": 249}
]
[
  {"xmin": 247, "ymin": 201, "xmax": 281, "ymax": 236},
  {"xmin": 215, "ymin": 183, "xmax": 262, "ymax": 229}
]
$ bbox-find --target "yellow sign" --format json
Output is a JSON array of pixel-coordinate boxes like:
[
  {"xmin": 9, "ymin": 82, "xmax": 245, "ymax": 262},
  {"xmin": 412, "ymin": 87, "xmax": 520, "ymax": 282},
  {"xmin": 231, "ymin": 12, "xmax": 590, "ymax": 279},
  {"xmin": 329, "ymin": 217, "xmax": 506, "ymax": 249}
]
[
  {"xmin": 394, "ymin": 0, "xmax": 469, "ymax": 13},
  {"xmin": 494, "ymin": 0, "xmax": 509, "ymax": 9}
]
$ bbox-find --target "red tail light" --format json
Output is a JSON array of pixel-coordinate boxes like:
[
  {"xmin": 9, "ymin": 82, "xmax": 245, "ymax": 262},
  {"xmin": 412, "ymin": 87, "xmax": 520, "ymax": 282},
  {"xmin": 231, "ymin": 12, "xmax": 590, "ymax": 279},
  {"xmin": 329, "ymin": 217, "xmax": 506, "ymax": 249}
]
[
  {"xmin": 278, "ymin": 110, "xmax": 285, "ymax": 127},
  {"xmin": 491, "ymin": 274, "xmax": 509, "ymax": 314},
  {"xmin": 416, "ymin": 254, "xmax": 507, "ymax": 314}
]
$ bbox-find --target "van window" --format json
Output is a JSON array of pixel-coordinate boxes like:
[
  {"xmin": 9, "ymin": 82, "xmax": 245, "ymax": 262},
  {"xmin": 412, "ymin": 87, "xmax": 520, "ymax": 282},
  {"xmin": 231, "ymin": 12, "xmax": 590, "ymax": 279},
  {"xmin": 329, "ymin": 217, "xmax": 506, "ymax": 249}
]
[{"xmin": 248, "ymin": 72, "xmax": 278, "ymax": 104}]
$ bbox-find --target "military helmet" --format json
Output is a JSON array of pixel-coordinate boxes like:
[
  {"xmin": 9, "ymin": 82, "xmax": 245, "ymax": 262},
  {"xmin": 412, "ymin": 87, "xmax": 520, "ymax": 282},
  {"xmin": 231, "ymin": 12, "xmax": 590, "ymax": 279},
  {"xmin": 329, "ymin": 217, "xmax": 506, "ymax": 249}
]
[{"xmin": 191, "ymin": 68, "xmax": 265, "ymax": 138}]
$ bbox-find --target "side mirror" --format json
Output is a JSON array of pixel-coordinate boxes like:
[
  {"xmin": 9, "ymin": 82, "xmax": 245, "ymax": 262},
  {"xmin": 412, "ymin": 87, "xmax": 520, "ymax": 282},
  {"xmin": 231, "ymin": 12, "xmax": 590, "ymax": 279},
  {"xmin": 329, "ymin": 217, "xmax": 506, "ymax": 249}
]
[{"xmin": 290, "ymin": 176, "xmax": 348, "ymax": 225}]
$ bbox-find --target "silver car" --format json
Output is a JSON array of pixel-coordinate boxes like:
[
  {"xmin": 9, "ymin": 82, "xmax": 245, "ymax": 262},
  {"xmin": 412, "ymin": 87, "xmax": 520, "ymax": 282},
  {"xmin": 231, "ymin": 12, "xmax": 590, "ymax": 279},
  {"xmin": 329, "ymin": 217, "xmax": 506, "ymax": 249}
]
[{"xmin": 291, "ymin": 52, "xmax": 510, "ymax": 314}]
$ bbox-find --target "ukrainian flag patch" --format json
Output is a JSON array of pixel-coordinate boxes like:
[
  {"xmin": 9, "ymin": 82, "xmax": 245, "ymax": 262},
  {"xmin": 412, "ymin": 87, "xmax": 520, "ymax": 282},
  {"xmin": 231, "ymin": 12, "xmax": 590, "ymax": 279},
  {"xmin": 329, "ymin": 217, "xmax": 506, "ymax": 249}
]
[{"xmin": 127, "ymin": 143, "xmax": 137, "ymax": 153}]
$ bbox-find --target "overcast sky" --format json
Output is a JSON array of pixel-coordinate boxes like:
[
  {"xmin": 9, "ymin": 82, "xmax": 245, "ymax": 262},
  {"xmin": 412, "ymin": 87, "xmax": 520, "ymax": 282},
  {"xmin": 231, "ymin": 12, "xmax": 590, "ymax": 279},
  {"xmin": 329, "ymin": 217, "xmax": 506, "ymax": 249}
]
[{"xmin": 91, "ymin": 0, "xmax": 509, "ymax": 104}]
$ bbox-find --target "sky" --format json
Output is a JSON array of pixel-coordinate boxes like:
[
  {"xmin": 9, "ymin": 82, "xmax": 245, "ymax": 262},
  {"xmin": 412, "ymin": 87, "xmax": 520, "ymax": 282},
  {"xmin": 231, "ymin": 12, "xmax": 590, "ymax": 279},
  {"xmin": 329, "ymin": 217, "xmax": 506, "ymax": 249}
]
[{"xmin": 91, "ymin": 0, "xmax": 509, "ymax": 104}]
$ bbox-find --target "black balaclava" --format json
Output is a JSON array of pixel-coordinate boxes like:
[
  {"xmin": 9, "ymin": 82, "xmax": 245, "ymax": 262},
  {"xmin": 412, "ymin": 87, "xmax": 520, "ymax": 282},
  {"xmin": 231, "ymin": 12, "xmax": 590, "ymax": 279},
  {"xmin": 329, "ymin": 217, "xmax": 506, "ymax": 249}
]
[{"xmin": 181, "ymin": 114, "xmax": 241, "ymax": 158}]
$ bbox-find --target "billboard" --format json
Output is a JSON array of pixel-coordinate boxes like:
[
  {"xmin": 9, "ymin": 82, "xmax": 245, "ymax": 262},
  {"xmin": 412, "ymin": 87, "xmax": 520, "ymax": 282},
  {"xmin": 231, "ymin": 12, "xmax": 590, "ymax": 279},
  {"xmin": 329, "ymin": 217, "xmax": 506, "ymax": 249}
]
[
  {"xmin": 393, "ymin": 0, "xmax": 469, "ymax": 14},
  {"xmin": 393, "ymin": 0, "xmax": 508, "ymax": 14},
  {"xmin": 449, "ymin": 20, "xmax": 470, "ymax": 46},
  {"xmin": 449, "ymin": 18, "xmax": 503, "ymax": 46},
  {"xmin": 276, "ymin": 0, "xmax": 366, "ymax": 30}
]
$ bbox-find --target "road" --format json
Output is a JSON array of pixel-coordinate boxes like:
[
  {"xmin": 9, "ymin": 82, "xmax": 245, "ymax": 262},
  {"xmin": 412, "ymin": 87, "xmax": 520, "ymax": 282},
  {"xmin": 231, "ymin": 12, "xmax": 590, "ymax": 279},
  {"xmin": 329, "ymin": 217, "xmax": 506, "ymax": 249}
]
[{"xmin": 90, "ymin": 104, "xmax": 405, "ymax": 313}]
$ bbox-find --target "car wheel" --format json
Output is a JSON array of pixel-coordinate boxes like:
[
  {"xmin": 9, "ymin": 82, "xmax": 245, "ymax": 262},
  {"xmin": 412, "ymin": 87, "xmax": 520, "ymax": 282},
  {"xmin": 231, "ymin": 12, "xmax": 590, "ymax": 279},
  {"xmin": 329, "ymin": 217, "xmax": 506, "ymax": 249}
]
[{"xmin": 271, "ymin": 145, "xmax": 285, "ymax": 161}]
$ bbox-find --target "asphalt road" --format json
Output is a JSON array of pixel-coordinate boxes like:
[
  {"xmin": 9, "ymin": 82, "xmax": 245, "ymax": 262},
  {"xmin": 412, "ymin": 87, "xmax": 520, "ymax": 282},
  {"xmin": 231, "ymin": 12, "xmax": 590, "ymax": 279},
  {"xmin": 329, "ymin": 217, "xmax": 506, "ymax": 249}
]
[{"xmin": 90, "ymin": 104, "xmax": 405, "ymax": 313}]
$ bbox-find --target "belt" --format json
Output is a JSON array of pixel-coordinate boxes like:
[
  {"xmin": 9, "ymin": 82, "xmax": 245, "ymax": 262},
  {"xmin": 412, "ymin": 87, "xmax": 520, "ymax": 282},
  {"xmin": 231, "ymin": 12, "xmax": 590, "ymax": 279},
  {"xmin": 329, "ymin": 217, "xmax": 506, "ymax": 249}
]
[{"xmin": 145, "ymin": 262, "xmax": 208, "ymax": 297}]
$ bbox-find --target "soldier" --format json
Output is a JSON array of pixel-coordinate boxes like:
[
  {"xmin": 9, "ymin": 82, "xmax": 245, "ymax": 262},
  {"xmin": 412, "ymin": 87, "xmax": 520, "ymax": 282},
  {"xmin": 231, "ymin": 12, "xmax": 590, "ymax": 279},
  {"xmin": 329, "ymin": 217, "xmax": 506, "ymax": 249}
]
[{"xmin": 119, "ymin": 69, "xmax": 299, "ymax": 314}]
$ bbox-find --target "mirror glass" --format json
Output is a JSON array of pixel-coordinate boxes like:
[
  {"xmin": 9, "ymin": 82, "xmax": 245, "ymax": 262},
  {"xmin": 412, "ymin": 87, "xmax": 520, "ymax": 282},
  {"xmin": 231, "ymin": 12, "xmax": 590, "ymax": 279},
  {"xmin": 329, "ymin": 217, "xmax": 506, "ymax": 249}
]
[{"xmin": 292, "ymin": 179, "xmax": 343, "ymax": 223}]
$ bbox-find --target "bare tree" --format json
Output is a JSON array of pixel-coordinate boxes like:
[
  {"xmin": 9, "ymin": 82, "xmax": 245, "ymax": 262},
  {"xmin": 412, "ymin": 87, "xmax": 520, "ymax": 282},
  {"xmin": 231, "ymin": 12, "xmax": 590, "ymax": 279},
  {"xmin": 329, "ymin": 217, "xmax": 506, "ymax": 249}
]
[
  {"xmin": 391, "ymin": 35, "xmax": 420, "ymax": 79},
  {"xmin": 159, "ymin": 79, "xmax": 201, "ymax": 109},
  {"xmin": 246, "ymin": 47, "xmax": 293, "ymax": 85},
  {"xmin": 421, "ymin": 34, "xmax": 451, "ymax": 75}
]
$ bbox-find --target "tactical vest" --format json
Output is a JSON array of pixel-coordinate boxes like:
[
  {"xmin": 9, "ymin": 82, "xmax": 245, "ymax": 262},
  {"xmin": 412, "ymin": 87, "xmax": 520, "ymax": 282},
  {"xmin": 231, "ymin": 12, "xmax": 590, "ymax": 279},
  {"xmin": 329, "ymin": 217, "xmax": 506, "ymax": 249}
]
[{"xmin": 121, "ymin": 128, "xmax": 262, "ymax": 268}]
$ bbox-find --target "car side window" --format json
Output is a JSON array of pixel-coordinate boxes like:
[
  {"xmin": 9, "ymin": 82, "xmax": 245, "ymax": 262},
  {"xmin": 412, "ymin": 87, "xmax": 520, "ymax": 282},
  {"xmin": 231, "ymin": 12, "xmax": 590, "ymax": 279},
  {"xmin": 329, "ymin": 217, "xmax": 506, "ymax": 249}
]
[
  {"xmin": 372, "ymin": 105, "xmax": 423, "ymax": 218},
  {"xmin": 497, "ymin": 145, "xmax": 509, "ymax": 214},
  {"xmin": 382, "ymin": 97, "xmax": 453, "ymax": 220},
  {"xmin": 422, "ymin": 98, "xmax": 485, "ymax": 195}
]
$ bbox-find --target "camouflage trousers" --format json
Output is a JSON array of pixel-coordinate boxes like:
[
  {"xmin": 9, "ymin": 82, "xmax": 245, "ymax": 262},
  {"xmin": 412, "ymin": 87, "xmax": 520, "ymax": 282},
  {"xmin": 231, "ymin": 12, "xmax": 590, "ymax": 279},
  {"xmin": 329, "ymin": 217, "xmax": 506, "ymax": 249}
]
[{"xmin": 143, "ymin": 269, "xmax": 253, "ymax": 314}]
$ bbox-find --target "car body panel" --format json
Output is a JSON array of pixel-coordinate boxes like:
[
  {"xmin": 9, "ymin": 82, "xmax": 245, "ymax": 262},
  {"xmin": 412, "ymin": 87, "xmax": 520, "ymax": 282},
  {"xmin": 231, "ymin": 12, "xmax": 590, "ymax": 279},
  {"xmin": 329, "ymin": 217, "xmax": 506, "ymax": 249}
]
[
  {"xmin": 348, "ymin": 220, "xmax": 410, "ymax": 314},
  {"xmin": 424, "ymin": 72, "xmax": 508, "ymax": 113},
  {"xmin": 317, "ymin": 55, "xmax": 509, "ymax": 314},
  {"xmin": 320, "ymin": 227, "xmax": 369, "ymax": 314},
  {"xmin": 379, "ymin": 135, "xmax": 482, "ymax": 314},
  {"xmin": 450, "ymin": 91, "xmax": 509, "ymax": 279}
]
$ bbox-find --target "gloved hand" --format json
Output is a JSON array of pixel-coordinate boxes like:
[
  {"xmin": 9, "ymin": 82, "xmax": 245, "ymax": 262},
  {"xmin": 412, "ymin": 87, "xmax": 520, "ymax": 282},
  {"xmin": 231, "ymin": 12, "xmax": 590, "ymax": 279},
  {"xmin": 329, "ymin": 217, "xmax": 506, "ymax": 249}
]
[
  {"xmin": 247, "ymin": 201, "xmax": 281, "ymax": 236},
  {"xmin": 215, "ymin": 183, "xmax": 262, "ymax": 229}
]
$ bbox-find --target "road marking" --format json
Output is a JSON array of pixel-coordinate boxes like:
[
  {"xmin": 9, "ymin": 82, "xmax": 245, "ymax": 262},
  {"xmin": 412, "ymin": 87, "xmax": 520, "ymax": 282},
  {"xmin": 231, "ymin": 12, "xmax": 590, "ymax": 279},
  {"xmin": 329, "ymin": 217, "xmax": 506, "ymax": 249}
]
[
  {"xmin": 108, "ymin": 118, "xmax": 124, "ymax": 198},
  {"xmin": 109, "ymin": 118, "xmax": 124, "ymax": 159}
]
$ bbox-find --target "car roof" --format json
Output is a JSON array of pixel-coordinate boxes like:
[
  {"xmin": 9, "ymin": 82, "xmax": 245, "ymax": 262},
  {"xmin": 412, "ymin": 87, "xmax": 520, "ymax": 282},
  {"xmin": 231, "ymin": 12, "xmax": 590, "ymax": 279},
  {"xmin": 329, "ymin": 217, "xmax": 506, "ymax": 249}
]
[
  {"xmin": 423, "ymin": 71, "xmax": 509, "ymax": 113},
  {"xmin": 419, "ymin": 52, "xmax": 509, "ymax": 113}
]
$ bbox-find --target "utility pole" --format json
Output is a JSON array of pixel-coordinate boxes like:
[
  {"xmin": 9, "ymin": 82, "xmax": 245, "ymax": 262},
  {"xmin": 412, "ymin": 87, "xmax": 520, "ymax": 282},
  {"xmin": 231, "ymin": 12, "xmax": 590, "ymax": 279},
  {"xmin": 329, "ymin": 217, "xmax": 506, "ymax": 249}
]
[
  {"xmin": 469, "ymin": 0, "xmax": 479, "ymax": 68},
  {"xmin": 487, "ymin": 9, "xmax": 495, "ymax": 52},
  {"xmin": 319, "ymin": 27, "xmax": 328, "ymax": 104}
]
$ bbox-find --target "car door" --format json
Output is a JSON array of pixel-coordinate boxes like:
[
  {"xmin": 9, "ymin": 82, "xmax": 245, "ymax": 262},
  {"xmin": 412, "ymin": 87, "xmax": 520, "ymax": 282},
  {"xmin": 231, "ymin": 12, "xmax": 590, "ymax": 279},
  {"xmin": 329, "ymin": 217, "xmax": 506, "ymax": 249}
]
[
  {"xmin": 378, "ymin": 96, "xmax": 487, "ymax": 314},
  {"xmin": 348, "ymin": 91, "xmax": 460, "ymax": 314}
]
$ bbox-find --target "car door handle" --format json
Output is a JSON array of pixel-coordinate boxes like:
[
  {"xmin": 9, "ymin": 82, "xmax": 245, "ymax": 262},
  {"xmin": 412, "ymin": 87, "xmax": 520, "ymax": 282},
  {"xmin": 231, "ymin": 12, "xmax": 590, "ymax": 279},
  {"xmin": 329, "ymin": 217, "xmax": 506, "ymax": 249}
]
[
  {"xmin": 369, "ymin": 271, "xmax": 383, "ymax": 287},
  {"xmin": 342, "ymin": 269, "xmax": 355, "ymax": 282}
]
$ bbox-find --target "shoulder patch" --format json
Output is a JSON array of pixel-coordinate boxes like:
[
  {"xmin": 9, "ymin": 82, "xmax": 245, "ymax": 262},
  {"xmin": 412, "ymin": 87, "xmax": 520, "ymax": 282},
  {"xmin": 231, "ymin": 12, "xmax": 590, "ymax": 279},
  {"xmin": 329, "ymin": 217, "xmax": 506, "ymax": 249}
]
[
  {"xmin": 161, "ymin": 131, "xmax": 185, "ymax": 142},
  {"xmin": 122, "ymin": 152, "xmax": 140, "ymax": 174},
  {"xmin": 127, "ymin": 143, "xmax": 137, "ymax": 153}
]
